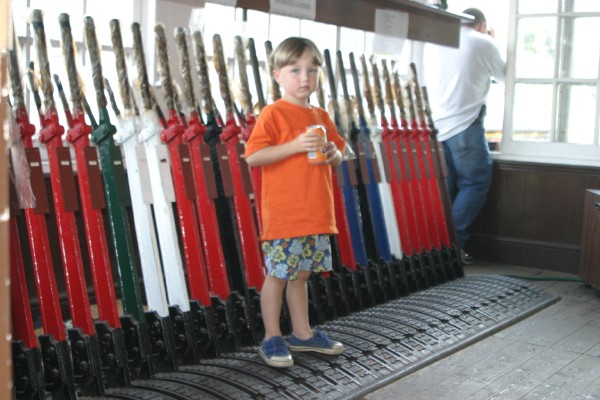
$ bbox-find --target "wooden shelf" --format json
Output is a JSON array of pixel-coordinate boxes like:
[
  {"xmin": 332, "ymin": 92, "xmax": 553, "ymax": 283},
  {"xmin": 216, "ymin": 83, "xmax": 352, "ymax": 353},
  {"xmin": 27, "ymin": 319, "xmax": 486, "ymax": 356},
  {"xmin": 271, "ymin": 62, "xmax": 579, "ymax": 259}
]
[{"xmin": 229, "ymin": 0, "xmax": 466, "ymax": 47}]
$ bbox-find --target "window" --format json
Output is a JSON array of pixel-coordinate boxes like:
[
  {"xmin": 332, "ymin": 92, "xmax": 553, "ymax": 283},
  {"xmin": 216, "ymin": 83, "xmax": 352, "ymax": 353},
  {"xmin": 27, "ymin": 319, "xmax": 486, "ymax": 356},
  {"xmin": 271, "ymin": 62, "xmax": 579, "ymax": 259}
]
[
  {"xmin": 501, "ymin": 0, "xmax": 600, "ymax": 165},
  {"xmin": 512, "ymin": 2, "xmax": 600, "ymax": 145},
  {"xmin": 435, "ymin": 0, "xmax": 600, "ymax": 165}
]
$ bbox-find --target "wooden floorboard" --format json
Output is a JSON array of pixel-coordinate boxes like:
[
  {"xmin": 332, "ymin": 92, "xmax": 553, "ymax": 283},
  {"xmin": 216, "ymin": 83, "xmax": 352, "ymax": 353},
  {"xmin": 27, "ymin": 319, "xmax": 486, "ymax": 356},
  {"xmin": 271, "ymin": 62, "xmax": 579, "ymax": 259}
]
[{"xmin": 362, "ymin": 260, "xmax": 600, "ymax": 400}]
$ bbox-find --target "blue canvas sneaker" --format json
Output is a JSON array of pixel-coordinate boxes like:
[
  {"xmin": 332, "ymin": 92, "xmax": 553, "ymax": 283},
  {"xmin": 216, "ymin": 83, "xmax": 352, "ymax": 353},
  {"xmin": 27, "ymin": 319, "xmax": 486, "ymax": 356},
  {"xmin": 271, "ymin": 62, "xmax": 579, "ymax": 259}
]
[
  {"xmin": 259, "ymin": 336, "xmax": 293, "ymax": 368},
  {"xmin": 288, "ymin": 329, "xmax": 344, "ymax": 355}
]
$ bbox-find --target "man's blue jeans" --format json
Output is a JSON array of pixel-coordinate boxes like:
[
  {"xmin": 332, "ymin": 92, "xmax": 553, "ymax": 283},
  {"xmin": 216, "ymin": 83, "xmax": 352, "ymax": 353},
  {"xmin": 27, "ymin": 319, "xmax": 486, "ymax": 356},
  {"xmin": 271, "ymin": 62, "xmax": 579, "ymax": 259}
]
[{"xmin": 442, "ymin": 116, "xmax": 492, "ymax": 250}]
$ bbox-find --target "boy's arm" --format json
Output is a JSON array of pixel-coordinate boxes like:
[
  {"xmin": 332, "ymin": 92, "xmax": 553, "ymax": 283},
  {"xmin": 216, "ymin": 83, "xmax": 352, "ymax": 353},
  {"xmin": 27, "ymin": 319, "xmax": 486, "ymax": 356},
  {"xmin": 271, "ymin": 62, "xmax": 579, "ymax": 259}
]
[
  {"xmin": 247, "ymin": 138, "xmax": 343, "ymax": 167},
  {"xmin": 245, "ymin": 140, "xmax": 299, "ymax": 166},
  {"xmin": 246, "ymin": 130, "xmax": 322, "ymax": 167}
]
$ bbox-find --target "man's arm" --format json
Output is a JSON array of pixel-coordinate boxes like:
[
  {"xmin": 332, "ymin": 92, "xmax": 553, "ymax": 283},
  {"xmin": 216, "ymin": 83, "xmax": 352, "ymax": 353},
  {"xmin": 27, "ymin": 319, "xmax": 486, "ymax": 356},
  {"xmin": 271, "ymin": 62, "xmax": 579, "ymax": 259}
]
[{"xmin": 484, "ymin": 37, "xmax": 506, "ymax": 83}]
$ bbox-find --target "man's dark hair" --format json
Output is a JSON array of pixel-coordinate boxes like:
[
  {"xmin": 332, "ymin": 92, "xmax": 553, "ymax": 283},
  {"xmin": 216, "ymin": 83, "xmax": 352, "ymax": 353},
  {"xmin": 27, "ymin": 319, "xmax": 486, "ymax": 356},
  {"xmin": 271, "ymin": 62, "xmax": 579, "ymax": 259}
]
[{"xmin": 462, "ymin": 8, "xmax": 486, "ymax": 27}]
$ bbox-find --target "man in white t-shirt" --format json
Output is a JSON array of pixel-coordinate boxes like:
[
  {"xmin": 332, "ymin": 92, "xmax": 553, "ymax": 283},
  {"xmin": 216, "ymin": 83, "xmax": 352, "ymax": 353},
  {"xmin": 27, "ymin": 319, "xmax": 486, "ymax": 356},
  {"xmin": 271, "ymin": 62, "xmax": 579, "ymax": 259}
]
[{"xmin": 423, "ymin": 8, "xmax": 505, "ymax": 264}]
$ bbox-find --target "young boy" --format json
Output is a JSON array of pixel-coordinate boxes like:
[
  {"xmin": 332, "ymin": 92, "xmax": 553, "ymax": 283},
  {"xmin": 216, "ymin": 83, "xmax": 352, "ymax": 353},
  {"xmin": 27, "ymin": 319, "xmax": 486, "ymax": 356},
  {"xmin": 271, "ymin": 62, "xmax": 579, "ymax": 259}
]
[{"xmin": 245, "ymin": 37, "xmax": 346, "ymax": 368}]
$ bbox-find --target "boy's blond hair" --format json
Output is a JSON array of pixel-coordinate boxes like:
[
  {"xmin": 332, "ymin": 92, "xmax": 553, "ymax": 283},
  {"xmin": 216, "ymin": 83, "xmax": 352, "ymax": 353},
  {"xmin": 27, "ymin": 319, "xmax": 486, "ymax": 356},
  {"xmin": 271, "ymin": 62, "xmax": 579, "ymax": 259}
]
[{"xmin": 270, "ymin": 37, "xmax": 324, "ymax": 69}]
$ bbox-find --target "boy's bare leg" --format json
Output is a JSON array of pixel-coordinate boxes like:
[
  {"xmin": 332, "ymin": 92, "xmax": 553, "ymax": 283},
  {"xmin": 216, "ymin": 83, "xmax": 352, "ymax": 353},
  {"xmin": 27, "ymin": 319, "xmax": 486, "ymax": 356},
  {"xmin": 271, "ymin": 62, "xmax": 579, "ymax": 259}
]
[
  {"xmin": 286, "ymin": 270, "xmax": 313, "ymax": 340},
  {"xmin": 261, "ymin": 275, "xmax": 287, "ymax": 340}
]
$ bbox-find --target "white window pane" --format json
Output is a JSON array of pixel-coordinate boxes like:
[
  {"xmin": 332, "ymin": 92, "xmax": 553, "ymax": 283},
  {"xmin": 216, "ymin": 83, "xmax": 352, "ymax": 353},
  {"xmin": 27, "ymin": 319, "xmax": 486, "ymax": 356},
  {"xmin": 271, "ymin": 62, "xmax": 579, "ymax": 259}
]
[
  {"xmin": 268, "ymin": 14, "xmax": 300, "ymax": 44},
  {"xmin": 485, "ymin": 83, "xmax": 505, "ymax": 131},
  {"xmin": 569, "ymin": 0, "xmax": 600, "ymax": 12},
  {"xmin": 12, "ymin": 2, "xmax": 32, "ymax": 37},
  {"xmin": 339, "ymin": 26, "xmax": 365, "ymax": 56},
  {"xmin": 211, "ymin": 6, "xmax": 245, "ymax": 58},
  {"xmin": 86, "ymin": 0, "xmax": 135, "ymax": 23},
  {"xmin": 394, "ymin": 42, "xmax": 410, "ymax": 77},
  {"xmin": 29, "ymin": 1, "xmax": 85, "ymax": 40},
  {"xmin": 561, "ymin": 17, "xmax": 600, "ymax": 79},
  {"xmin": 86, "ymin": 0, "xmax": 134, "ymax": 46},
  {"xmin": 516, "ymin": 17, "xmax": 556, "ymax": 79},
  {"xmin": 513, "ymin": 84, "xmax": 553, "ymax": 142},
  {"xmin": 364, "ymin": 31, "xmax": 375, "ymax": 55},
  {"xmin": 239, "ymin": 9, "xmax": 269, "ymax": 47},
  {"xmin": 519, "ymin": 0, "xmax": 558, "ymax": 14},
  {"xmin": 240, "ymin": 11, "xmax": 272, "ymax": 109},
  {"xmin": 202, "ymin": 3, "xmax": 237, "ymax": 56},
  {"xmin": 197, "ymin": 4, "xmax": 237, "ymax": 119},
  {"xmin": 300, "ymin": 20, "xmax": 336, "ymax": 57},
  {"xmin": 557, "ymin": 84, "xmax": 597, "ymax": 145}
]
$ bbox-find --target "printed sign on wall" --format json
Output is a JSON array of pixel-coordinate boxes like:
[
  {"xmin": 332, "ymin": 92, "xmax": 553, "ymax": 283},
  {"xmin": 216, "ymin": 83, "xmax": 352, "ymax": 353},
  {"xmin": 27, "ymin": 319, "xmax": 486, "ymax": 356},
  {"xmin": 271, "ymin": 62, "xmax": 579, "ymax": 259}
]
[
  {"xmin": 373, "ymin": 9, "xmax": 409, "ymax": 55},
  {"xmin": 269, "ymin": 0, "xmax": 317, "ymax": 20}
]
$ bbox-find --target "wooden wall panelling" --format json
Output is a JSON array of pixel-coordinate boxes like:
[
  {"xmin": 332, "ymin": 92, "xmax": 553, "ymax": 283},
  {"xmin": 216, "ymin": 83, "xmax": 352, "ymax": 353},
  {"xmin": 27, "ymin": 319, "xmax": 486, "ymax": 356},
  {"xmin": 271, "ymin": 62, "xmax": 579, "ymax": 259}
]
[
  {"xmin": 518, "ymin": 164, "xmax": 599, "ymax": 244},
  {"xmin": 500, "ymin": 167, "xmax": 527, "ymax": 237},
  {"xmin": 523, "ymin": 171, "xmax": 562, "ymax": 243},
  {"xmin": 473, "ymin": 165, "xmax": 527, "ymax": 237},
  {"xmin": 470, "ymin": 160, "xmax": 600, "ymax": 274}
]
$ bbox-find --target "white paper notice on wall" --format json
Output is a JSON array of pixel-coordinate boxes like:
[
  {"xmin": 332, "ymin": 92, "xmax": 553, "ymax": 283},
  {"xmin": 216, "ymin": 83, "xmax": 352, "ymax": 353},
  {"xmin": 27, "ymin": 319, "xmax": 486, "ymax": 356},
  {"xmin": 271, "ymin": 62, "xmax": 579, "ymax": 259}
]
[
  {"xmin": 373, "ymin": 9, "xmax": 409, "ymax": 55},
  {"xmin": 269, "ymin": 0, "xmax": 317, "ymax": 20}
]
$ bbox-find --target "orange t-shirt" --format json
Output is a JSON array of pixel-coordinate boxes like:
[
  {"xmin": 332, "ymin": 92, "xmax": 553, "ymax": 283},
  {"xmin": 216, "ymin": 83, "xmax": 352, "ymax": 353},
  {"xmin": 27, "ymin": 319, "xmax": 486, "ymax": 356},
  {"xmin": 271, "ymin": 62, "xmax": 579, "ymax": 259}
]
[{"xmin": 245, "ymin": 100, "xmax": 346, "ymax": 240}]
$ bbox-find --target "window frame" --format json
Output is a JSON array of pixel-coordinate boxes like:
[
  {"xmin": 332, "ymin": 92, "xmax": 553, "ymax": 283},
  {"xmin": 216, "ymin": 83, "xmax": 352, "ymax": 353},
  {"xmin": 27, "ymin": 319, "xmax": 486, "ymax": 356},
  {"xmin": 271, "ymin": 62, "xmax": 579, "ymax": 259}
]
[{"xmin": 499, "ymin": 0, "xmax": 600, "ymax": 167}]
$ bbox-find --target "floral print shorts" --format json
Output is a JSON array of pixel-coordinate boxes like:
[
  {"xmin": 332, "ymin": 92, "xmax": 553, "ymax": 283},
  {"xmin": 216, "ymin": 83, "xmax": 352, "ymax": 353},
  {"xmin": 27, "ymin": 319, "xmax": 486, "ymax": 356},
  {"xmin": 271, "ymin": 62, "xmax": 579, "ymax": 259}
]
[{"xmin": 262, "ymin": 234, "xmax": 333, "ymax": 281}]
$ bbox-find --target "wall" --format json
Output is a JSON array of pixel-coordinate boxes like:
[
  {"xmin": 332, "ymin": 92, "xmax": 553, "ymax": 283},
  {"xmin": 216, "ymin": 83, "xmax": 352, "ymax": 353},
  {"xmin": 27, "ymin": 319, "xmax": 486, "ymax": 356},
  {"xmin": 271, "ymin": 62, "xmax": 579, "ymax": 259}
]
[{"xmin": 469, "ymin": 159, "xmax": 600, "ymax": 274}]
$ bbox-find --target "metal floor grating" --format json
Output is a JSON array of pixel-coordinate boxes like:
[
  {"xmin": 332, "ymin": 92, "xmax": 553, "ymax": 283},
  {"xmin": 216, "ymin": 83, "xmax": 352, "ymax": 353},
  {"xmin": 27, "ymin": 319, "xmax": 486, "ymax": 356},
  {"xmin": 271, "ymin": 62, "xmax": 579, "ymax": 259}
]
[{"xmin": 86, "ymin": 275, "xmax": 560, "ymax": 400}]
